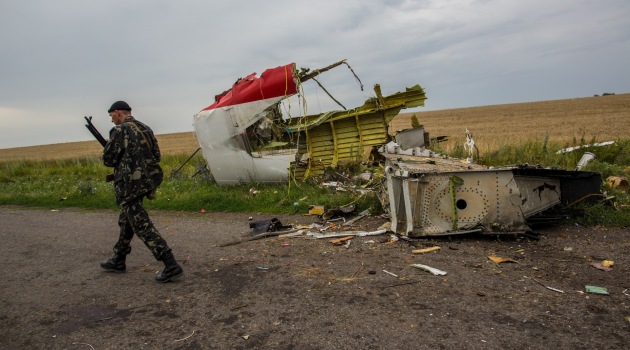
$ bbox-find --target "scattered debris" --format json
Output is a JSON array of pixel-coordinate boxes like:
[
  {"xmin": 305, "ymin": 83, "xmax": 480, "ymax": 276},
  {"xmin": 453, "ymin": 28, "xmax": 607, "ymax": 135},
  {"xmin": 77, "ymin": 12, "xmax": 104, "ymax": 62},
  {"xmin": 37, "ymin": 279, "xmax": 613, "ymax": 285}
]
[
  {"xmin": 527, "ymin": 276, "xmax": 564, "ymax": 293},
  {"xmin": 174, "ymin": 330, "xmax": 196, "ymax": 342},
  {"xmin": 308, "ymin": 229, "xmax": 387, "ymax": 239},
  {"xmin": 590, "ymin": 260, "xmax": 614, "ymax": 272},
  {"xmin": 308, "ymin": 205, "xmax": 325, "ymax": 215},
  {"xmin": 411, "ymin": 263, "xmax": 447, "ymax": 276},
  {"xmin": 322, "ymin": 204, "xmax": 357, "ymax": 221},
  {"xmin": 249, "ymin": 218, "xmax": 291, "ymax": 234},
  {"xmin": 575, "ymin": 152, "xmax": 596, "ymax": 171},
  {"xmin": 585, "ymin": 285, "xmax": 609, "ymax": 295},
  {"xmin": 412, "ymin": 246, "xmax": 441, "ymax": 254},
  {"xmin": 219, "ymin": 228, "xmax": 300, "ymax": 247},
  {"xmin": 607, "ymin": 176, "xmax": 629, "ymax": 191},
  {"xmin": 72, "ymin": 342, "xmax": 95, "ymax": 350},
  {"xmin": 193, "ymin": 60, "xmax": 426, "ymax": 185},
  {"xmin": 329, "ymin": 236, "xmax": 353, "ymax": 245},
  {"xmin": 556, "ymin": 141, "xmax": 615, "ymax": 154},
  {"xmin": 190, "ymin": 60, "xmax": 606, "ymax": 237},
  {"xmin": 488, "ymin": 256, "xmax": 518, "ymax": 264},
  {"xmin": 382, "ymin": 270, "xmax": 399, "ymax": 278},
  {"xmin": 342, "ymin": 209, "xmax": 370, "ymax": 226}
]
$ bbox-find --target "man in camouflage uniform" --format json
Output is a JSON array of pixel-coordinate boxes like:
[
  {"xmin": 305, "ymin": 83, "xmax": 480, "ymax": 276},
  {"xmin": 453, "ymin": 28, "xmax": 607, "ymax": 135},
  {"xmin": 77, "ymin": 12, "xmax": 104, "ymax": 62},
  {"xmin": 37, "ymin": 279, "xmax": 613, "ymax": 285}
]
[{"xmin": 100, "ymin": 100, "xmax": 183, "ymax": 282}]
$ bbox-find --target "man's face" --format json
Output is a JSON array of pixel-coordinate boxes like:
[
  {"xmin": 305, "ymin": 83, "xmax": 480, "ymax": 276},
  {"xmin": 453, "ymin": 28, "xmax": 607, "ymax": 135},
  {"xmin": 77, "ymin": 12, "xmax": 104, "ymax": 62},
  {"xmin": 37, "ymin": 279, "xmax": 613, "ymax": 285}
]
[{"xmin": 109, "ymin": 110, "xmax": 122, "ymax": 125}]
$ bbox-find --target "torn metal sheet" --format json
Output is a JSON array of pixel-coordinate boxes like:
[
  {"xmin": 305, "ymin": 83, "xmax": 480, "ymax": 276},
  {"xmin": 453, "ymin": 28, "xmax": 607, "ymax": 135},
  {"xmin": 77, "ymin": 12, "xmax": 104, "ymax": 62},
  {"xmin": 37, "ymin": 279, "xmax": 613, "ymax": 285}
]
[
  {"xmin": 194, "ymin": 63, "xmax": 298, "ymax": 185},
  {"xmin": 384, "ymin": 153, "xmax": 602, "ymax": 236},
  {"xmin": 193, "ymin": 61, "xmax": 426, "ymax": 185}
]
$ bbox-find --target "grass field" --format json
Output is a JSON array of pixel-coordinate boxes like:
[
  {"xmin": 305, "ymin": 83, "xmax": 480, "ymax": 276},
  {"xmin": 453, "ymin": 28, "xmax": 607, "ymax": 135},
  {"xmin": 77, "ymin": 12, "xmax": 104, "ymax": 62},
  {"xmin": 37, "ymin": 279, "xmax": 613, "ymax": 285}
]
[
  {"xmin": 391, "ymin": 93, "xmax": 630, "ymax": 153},
  {"xmin": 1, "ymin": 93, "xmax": 628, "ymax": 161}
]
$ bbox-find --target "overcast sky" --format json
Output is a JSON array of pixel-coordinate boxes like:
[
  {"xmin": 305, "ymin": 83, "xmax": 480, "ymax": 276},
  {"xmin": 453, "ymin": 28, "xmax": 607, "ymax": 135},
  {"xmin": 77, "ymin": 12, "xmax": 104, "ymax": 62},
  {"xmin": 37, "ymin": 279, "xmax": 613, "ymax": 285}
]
[{"xmin": 1, "ymin": 0, "xmax": 628, "ymax": 149}]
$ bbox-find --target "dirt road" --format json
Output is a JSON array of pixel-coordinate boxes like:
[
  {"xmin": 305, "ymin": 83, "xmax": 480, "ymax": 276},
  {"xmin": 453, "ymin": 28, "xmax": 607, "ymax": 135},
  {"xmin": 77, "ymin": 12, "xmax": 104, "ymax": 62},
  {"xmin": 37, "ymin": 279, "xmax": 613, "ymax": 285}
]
[{"xmin": 1, "ymin": 206, "xmax": 628, "ymax": 349}]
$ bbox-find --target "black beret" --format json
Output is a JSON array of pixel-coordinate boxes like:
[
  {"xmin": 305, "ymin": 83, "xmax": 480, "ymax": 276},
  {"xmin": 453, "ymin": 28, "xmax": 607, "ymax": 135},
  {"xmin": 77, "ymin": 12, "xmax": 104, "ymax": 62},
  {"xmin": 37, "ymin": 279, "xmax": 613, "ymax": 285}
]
[{"xmin": 108, "ymin": 100, "xmax": 132, "ymax": 113}]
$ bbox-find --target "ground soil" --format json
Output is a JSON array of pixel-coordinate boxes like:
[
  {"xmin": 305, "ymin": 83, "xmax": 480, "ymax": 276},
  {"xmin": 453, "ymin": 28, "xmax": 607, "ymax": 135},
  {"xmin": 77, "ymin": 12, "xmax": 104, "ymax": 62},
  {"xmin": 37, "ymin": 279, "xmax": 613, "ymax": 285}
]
[{"xmin": 1, "ymin": 206, "xmax": 628, "ymax": 349}]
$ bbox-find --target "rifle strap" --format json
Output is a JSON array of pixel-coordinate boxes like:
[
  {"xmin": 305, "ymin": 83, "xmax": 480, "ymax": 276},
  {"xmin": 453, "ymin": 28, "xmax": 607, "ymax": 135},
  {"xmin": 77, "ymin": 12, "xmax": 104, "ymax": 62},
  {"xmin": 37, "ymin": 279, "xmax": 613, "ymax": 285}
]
[{"xmin": 126, "ymin": 121, "xmax": 154, "ymax": 150}]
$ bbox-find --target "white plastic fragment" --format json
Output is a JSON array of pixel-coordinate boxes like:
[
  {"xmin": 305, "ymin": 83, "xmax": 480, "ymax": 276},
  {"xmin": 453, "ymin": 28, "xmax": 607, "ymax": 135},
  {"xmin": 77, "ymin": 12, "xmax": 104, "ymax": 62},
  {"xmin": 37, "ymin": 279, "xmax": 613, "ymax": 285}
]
[
  {"xmin": 308, "ymin": 229, "xmax": 387, "ymax": 239},
  {"xmin": 411, "ymin": 263, "xmax": 447, "ymax": 276},
  {"xmin": 383, "ymin": 270, "xmax": 398, "ymax": 278}
]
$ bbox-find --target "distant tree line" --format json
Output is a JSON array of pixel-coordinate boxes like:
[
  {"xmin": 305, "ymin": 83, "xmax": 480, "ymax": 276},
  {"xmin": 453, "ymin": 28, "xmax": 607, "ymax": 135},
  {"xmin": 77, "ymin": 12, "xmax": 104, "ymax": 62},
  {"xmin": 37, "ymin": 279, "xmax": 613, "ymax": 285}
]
[{"xmin": 594, "ymin": 92, "xmax": 616, "ymax": 96}]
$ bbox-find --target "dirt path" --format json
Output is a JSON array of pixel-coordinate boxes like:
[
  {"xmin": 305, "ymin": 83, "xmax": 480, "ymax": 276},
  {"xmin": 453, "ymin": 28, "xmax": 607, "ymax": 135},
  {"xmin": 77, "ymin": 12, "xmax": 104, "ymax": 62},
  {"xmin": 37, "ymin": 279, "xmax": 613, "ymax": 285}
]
[{"xmin": 0, "ymin": 206, "xmax": 628, "ymax": 349}]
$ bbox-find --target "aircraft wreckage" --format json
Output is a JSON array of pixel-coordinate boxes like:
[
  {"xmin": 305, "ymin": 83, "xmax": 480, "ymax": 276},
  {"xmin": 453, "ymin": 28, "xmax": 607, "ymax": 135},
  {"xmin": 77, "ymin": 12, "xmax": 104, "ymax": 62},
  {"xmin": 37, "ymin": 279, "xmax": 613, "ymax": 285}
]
[{"xmin": 193, "ymin": 60, "xmax": 602, "ymax": 237}]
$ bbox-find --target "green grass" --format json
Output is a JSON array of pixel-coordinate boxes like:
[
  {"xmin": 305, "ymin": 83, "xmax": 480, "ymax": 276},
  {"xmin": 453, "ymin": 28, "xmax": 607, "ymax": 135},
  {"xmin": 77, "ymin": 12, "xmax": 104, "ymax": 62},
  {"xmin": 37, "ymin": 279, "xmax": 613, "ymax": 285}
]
[
  {"xmin": 1, "ymin": 138, "xmax": 629, "ymax": 227},
  {"xmin": 0, "ymin": 154, "xmax": 380, "ymax": 214}
]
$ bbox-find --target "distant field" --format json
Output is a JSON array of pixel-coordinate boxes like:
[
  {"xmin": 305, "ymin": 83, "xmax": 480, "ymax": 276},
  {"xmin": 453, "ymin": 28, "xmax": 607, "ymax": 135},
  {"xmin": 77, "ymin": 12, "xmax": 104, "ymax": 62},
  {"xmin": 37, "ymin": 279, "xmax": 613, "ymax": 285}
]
[
  {"xmin": 1, "ymin": 93, "xmax": 628, "ymax": 161},
  {"xmin": 392, "ymin": 93, "xmax": 630, "ymax": 152}
]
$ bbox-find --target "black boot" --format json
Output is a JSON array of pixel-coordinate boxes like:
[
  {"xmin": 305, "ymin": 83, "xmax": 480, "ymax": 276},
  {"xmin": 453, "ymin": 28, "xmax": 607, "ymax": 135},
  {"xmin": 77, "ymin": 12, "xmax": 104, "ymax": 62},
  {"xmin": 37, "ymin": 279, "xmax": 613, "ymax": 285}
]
[
  {"xmin": 155, "ymin": 251, "xmax": 183, "ymax": 283},
  {"xmin": 100, "ymin": 254, "xmax": 126, "ymax": 273}
]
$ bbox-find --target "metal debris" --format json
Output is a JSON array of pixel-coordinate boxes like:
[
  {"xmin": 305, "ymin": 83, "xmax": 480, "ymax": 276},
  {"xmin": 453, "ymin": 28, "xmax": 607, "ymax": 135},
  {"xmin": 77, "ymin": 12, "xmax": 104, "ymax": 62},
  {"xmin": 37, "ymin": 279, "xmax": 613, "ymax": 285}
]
[{"xmin": 411, "ymin": 263, "xmax": 447, "ymax": 276}]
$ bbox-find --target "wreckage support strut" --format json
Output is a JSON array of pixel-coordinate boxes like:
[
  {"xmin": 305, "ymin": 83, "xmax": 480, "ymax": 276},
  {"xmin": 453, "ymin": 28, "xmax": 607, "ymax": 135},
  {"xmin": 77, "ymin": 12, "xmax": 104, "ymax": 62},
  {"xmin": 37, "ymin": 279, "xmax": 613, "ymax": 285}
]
[{"xmin": 171, "ymin": 147, "xmax": 201, "ymax": 177}]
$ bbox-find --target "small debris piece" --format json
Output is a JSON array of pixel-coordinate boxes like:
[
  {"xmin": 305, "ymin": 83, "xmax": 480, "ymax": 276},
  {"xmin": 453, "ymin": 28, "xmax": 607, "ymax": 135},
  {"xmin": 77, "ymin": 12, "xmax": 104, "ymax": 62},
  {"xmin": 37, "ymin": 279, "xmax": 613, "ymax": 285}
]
[
  {"xmin": 529, "ymin": 277, "xmax": 564, "ymax": 293},
  {"xmin": 308, "ymin": 205, "xmax": 325, "ymax": 215},
  {"xmin": 322, "ymin": 204, "xmax": 356, "ymax": 220},
  {"xmin": 412, "ymin": 246, "xmax": 441, "ymax": 254},
  {"xmin": 200, "ymin": 209, "xmax": 206, "ymax": 213},
  {"xmin": 382, "ymin": 270, "xmax": 398, "ymax": 278},
  {"xmin": 602, "ymin": 260, "xmax": 614, "ymax": 267},
  {"xmin": 342, "ymin": 209, "xmax": 370, "ymax": 226},
  {"xmin": 411, "ymin": 263, "xmax": 447, "ymax": 276},
  {"xmin": 174, "ymin": 330, "xmax": 196, "ymax": 342},
  {"xmin": 329, "ymin": 236, "xmax": 354, "ymax": 245},
  {"xmin": 488, "ymin": 256, "xmax": 518, "ymax": 264},
  {"xmin": 218, "ymin": 228, "xmax": 300, "ymax": 247},
  {"xmin": 356, "ymin": 229, "xmax": 388, "ymax": 237},
  {"xmin": 606, "ymin": 176, "xmax": 629, "ymax": 191},
  {"xmin": 308, "ymin": 229, "xmax": 387, "ymax": 239},
  {"xmin": 585, "ymin": 285, "xmax": 609, "ymax": 295},
  {"xmin": 590, "ymin": 262, "xmax": 613, "ymax": 272},
  {"xmin": 624, "ymin": 316, "xmax": 630, "ymax": 324},
  {"xmin": 242, "ymin": 335, "xmax": 250, "ymax": 340}
]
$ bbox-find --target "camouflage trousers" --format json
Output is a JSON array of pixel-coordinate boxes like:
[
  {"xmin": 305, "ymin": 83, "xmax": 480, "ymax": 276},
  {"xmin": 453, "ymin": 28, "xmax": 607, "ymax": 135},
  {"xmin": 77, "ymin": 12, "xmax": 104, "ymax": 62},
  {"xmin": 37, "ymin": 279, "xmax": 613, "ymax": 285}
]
[{"xmin": 112, "ymin": 196, "xmax": 170, "ymax": 261}]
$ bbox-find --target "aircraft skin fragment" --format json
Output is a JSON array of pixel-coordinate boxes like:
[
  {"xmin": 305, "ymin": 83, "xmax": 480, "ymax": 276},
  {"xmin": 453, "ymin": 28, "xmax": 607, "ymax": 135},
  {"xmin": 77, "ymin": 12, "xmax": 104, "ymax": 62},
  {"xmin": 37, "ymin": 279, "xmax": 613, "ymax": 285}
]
[
  {"xmin": 384, "ymin": 153, "xmax": 601, "ymax": 236},
  {"xmin": 193, "ymin": 64, "xmax": 298, "ymax": 185},
  {"xmin": 194, "ymin": 61, "xmax": 427, "ymax": 184}
]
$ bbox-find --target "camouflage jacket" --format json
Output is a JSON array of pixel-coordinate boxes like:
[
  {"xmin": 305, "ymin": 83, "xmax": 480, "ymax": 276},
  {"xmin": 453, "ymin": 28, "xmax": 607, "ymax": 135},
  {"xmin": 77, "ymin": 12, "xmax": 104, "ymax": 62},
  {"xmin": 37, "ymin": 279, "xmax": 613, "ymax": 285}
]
[{"xmin": 103, "ymin": 116, "xmax": 163, "ymax": 205}]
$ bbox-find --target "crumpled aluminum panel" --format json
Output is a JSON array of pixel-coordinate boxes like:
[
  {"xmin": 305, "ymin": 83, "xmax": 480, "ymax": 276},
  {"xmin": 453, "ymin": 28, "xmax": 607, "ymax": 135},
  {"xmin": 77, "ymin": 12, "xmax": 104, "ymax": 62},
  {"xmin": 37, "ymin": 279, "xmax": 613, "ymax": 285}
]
[{"xmin": 386, "ymin": 162, "xmax": 564, "ymax": 236}]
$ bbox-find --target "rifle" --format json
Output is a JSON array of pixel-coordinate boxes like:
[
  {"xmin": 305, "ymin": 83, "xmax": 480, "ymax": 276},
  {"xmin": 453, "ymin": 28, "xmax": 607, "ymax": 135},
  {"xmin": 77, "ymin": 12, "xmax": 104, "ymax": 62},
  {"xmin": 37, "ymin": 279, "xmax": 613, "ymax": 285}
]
[
  {"xmin": 84, "ymin": 116, "xmax": 114, "ymax": 182},
  {"xmin": 84, "ymin": 116, "xmax": 107, "ymax": 147}
]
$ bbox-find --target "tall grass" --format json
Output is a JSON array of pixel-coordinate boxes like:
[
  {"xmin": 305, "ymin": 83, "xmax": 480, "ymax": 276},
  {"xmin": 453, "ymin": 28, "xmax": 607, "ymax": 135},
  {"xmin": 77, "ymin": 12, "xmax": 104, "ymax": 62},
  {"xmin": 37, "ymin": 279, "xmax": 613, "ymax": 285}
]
[{"xmin": 0, "ymin": 154, "xmax": 378, "ymax": 214}]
